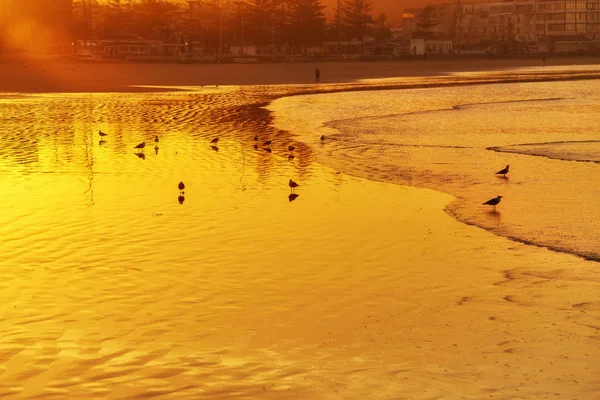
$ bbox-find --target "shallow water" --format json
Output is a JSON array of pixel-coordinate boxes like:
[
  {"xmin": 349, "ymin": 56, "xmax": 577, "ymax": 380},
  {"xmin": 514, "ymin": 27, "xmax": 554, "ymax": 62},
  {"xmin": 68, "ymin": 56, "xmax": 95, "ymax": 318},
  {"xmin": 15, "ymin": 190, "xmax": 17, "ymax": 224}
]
[
  {"xmin": 270, "ymin": 75, "xmax": 600, "ymax": 261},
  {"xmin": 1, "ymin": 74, "xmax": 600, "ymax": 399}
]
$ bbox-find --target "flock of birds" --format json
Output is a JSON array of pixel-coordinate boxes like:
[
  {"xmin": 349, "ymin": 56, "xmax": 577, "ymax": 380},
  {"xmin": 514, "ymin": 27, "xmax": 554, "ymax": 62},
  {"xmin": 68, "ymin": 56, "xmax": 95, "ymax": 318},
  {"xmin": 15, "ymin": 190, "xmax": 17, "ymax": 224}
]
[
  {"xmin": 483, "ymin": 164, "xmax": 510, "ymax": 211},
  {"xmin": 101, "ymin": 129, "xmax": 508, "ymax": 209},
  {"xmin": 98, "ymin": 130, "xmax": 328, "ymax": 203}
]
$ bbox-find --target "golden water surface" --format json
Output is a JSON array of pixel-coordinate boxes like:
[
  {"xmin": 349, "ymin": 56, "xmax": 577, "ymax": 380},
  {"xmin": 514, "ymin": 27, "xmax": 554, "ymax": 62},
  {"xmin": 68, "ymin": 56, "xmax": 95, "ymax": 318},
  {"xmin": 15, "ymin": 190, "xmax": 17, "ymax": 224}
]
[{"xmin": 1, "ymin": 76, "xmax": 600, "ymax": 399}]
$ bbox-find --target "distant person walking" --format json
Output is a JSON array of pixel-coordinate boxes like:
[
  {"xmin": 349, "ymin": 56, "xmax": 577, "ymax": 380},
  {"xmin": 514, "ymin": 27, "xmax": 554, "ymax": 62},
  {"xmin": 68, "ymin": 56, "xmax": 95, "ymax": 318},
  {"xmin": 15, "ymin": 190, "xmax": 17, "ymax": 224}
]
[{"xmin": 315, "ymin": 68, "xmax": 321, "ymax": 83}]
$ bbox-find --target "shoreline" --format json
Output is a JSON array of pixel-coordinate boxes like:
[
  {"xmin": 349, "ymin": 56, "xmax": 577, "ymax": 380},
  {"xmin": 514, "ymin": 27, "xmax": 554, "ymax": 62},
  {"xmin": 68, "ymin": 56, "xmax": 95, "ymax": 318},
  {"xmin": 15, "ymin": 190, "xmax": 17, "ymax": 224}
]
[
  {"xmin": 3, "ymin": 59, "xmax": 600, "ymax": 262},
  {"xmin": 266, "ymin": 71, "xmax": 600, "ymax": 264},
  {"xmin": 1, "ymin": 55, "xmax": 600, "ymax": 93}
]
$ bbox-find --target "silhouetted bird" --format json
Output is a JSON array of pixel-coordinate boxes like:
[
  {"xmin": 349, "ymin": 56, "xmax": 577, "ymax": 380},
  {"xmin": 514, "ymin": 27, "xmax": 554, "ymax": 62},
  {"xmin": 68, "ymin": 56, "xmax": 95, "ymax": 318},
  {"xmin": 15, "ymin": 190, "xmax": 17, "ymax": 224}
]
[
  {"xmin": 288, "ymin": 193, "xmax": 300, "ymax": 202},
  {"xmin": 99, "ymin": 130, "xmax": 108, "ymax": 137},
  {"xmin": 254, "ymin": 135, "xmax": 259, "ymax": 141},
  {"xmin": 134, "ymin": 142, "xmax": 146, "ymax": 151},
  {"xmin": 211, "ymin": 146, "xmax": 219, "ymax": 152},
  {"xmin": 483, "ymin": 196, "xmax": 503, "ymax": 211},
  {"xmin": 154, "ymin": 135, "xmax": 159, "ymax": 143},
  {"xmin": 288, "ymin": 145, "xmax": 295, "ymax": 151},
  {"xmin": 320, "ymin": 135, "xmax": 325, "ymax": 141},
  {"xmin": 178, "ymin": 181, "xmax": 185, "ymax": 194},
  {"xmin": 211, "ymin": 137, "xmax": 219, "ymax": 144},
  {"xmin": 496, "ymin": 165, "xmax": 510, "ymax": 177},
  {"xmin": 263, "ymin": 140, "xmax": 272, "ymax": 146},
  {"xmin": 289, "ymin": 179, "xmax": 299, "ymax": 192}
]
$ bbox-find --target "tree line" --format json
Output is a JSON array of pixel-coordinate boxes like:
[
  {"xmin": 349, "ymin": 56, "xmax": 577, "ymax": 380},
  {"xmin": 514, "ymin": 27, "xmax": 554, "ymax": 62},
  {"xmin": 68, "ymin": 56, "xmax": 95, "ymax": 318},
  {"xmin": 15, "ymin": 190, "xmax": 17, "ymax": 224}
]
[{"xmin": 73, "ymin": 0, "xmax": 392, "ymax": 53}]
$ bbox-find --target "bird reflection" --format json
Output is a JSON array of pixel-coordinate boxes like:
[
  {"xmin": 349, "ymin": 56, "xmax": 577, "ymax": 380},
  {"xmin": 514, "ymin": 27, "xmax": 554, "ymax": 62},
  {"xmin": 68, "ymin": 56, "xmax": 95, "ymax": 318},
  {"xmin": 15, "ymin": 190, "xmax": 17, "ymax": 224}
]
[
  {"xmin": 288, "ymin": 193, "xmax": 300, "ymax": 202},
  {"xmin": 135, "ymin": 152, "xmax": 146, "ymax": 159},
  {"xmin": 485, "ymin": 210, "xmax": 501, "ymax": 224},
  {"xmin": 211, "ymin": 145, "xmax": 219, "ymax": 152},
  {"xmin": 288, "ymin": 154, "xmax": 295, "ymax": 160},
  {"xmin": 264, "ymin": 147, "xmax": 272, "ymax": 153},
  {"xmin": 178, "ymin": 195, "xmax": 185, "ymax": 204},
  {"xmin": 154, "ymin": 146, "xmax": 159, "ymax": 155},
  {"xmin": 253, "ymin": 144, "xmax": 259, "ymax": 150},
  {"xmin": 99, "ymin": 140, "xmax": 106, "ymax": 145}
]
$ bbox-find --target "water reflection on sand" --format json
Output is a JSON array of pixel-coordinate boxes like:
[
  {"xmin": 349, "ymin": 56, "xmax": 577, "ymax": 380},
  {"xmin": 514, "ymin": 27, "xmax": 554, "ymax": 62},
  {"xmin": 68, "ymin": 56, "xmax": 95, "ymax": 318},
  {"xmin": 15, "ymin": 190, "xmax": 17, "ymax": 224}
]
[{"xmin": 0, "ymin": 74, "xmax": 599, "ymax": 399}]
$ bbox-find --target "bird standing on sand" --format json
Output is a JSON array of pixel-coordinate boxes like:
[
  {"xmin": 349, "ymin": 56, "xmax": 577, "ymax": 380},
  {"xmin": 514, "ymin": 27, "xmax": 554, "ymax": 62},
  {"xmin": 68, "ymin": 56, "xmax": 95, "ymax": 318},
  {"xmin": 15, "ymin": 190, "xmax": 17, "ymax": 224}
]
[
  {"xmin": 155, "ymin": 135, "xmax": 159, "ymax": 143},
  {"xmin": 211, "ymin": 137, "xmax": 219, "ymax": 144},
  {"xmin": 134, "ymin": 142, "xmax": 146, "ymax": 152},
  {"xmin": 289, "ymin": 179, "xmax": 299, "ymax": 192},
  {"xmin": 263, "ymin": 140, "xmax": 272, "ymax": 146},
  {"xmin": 99, "ymin": 130, "xmax": 108, "ymax": 137},
  {"xmin": 288, "ymin": 145, "xmax": 295, "ymax": 152},
  {"xmin": 483, "ymin": 196, "xmax": 503, "ymax": 211},
  {"xmin": 178, "ymin": 181, "xmax": 185, "ymax": 194},
  {"xmin": 496, "ymin": 164, "xmax": 510, "ymax": 177}
]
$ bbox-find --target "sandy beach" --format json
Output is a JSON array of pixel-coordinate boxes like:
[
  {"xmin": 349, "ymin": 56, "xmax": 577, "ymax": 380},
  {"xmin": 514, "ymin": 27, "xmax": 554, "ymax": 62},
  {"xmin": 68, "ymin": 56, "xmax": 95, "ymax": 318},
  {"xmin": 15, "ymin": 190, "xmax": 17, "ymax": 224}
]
[
  {"xmin": 2, "ymin": 54, "xmax": 600, "ymax": 92},
  {"xmin": 1, "ymin": 56, "xmax": 599, "ymax": 399}
]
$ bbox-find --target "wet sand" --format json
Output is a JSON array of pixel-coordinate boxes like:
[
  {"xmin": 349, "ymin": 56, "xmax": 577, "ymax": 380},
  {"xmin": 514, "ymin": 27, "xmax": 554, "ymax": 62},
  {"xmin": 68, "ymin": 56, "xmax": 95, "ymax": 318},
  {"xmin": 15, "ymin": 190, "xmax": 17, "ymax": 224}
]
[
  {"xmin": 269, "ymin": 74, "xmax": 600, "ymax": 261},
  {"xmin": 2, "ymin": 54, "xmax": 600, "ymax": 92},
  {"xmin": 1, "ymin": 60, "xmax": 600, "ymax": 399}
]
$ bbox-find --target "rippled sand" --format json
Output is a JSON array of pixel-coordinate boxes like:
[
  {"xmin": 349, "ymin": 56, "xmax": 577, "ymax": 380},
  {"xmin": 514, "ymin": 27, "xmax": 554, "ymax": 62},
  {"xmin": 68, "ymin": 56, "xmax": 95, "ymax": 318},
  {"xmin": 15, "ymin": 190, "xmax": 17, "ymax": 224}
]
[{"xmin": 1, "ymin": 68, "xmax": 600, "ymax": 399}]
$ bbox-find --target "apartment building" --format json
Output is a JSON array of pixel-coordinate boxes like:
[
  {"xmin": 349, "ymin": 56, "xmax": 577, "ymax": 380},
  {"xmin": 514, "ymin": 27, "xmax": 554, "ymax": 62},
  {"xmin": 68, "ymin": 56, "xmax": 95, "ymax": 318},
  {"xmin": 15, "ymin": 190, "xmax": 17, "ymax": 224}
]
[
  {"xmin": 404, "ymin": 0, "xmax": 600, "ymax": 54},
  {"xmin": 458, "ymin": 1, "xmax": 537, "ymax": 53},
  {"xmin": 536, "ymin": 0, "xmax": 600, "ymax": 51}
]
